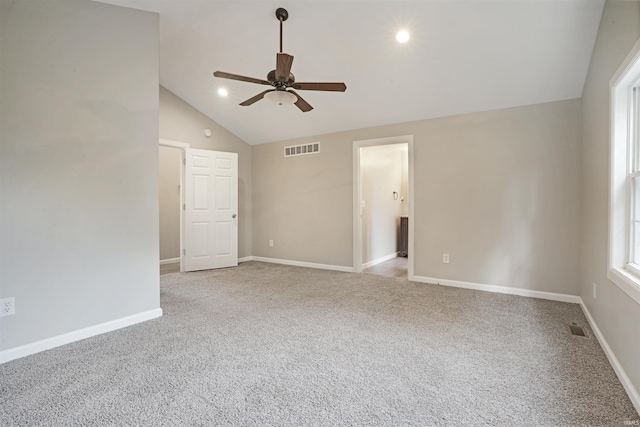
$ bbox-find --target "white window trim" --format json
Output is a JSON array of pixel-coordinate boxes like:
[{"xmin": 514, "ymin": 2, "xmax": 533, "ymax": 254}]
[{"xmin": 608, "ymin": 37, "xmax": 640, "ymax": 305}]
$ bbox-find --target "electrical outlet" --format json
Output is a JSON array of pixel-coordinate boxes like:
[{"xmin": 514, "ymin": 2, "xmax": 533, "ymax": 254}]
[
  {"xmin": 443, "ymin": 253, "xmax": 450, "ymax": 264},
  {"xmin": 269, "ymin": 239, "xmax": 274, "ymax": 247},
  {"xmin": 593, "ymin": 283, "xmax": 597, "ymax": 299},
  {"xmin": 0, "ymin": 297, "xmax": 15, "ymax": 317}
]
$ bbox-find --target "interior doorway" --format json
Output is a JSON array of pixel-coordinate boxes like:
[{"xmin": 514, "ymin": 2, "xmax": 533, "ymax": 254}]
[
  {"xmin": 159, "ymin": 139, "xmax": 188, "ymax": 274},
  {"xmin": 353, "ymin": 135, "xmax": 414, "ymax": 280},
  {"xmin": 361, "ymin": 143, "xmax": 409, "ymax": 279},
  {"xmin": 159, "ymin": 142, "xmax": 181, "ymax": 273},
  {"xmin": 158, "ymin": 139, "xmax": 239, "ymax": 274}
]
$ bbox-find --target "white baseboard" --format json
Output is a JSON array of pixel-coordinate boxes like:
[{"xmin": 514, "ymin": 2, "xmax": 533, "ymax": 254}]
[
  {"xmin": 159, "ymin": 258, "xmax": 180, "ymax": 265},
  {"xmin": 251, "ymin": 256, "xmax": 354, "ymax": 273},
  {"xmin": 238, "ymin": 256, "xmax": 254, "ymax": 263},
  {"xmin": 579, "ymin": 298, "xmax": 640, "ymax": 415},
  {"xmin": 0, "ymin": 308, "xmax": 163, "ymax": 364},
  {"xmin": 411, "ymin": 275, "xmax": 580, "ymax": 303},
  {"xmin": 363, "ymin": 252, "xmax": 399, "ymax": 269}
]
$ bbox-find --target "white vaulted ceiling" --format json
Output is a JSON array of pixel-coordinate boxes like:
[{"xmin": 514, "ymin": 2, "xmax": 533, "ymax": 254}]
[{"xmin": 96, "ymin": 0, "xmax": 604, "ymax": 145}]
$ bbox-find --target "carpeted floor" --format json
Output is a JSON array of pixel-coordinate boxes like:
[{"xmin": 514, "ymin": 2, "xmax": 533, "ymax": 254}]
[
  {"xmin": 160, "ymin": 261, "xmax": 180, "ymax": 276},
  {"xmin": 363, "ymin": 256, "xmax": 408, "ymax": 279},
  {"xmin": 1, "ymin": 261, "xmax": 637, "ymax": 426}
]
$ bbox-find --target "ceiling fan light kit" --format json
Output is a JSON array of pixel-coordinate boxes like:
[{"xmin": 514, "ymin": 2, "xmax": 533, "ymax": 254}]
[
  {"xmin": 213, "ymin": 7, "xmax": 346, "ymax": 112},
  {"xmin": 265, "ymin": 90, "xmax": 297, "ymax": 106}
]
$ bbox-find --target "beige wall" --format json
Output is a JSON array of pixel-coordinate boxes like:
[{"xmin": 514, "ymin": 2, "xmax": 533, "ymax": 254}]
[
  {"xmin": 580, "ymin": 0, "xmax": 640, "ymax": 402},
  {"xmin": 159, "ymin": 86, "xmax": 252, "ymax": 258},
  {"xmin": 253, "ymin": 99, "xmax": 582, "ymax": 295},
  {"xmin": 0, "ymin": 0, "xmax": 160, "ymax": 350},
  {"xmin": 159, "ymin": 146, "xmax": 181, "ymax": 260},
  {"xmin": 252, "ymin": 137, "xmax": 353, "ymax": 265},
  {"xmin": 361, "ymin": 144, "xmax": 405, "ymax": 264}
]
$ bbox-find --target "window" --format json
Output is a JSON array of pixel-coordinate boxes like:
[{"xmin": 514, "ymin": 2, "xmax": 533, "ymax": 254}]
[
  {"xmin": 609, "ymin": 39, "xmax": 640, "ymax": 304},
  {"xmin": 629, "ymin": 87, "xmax": 640, "ymax": 271}
]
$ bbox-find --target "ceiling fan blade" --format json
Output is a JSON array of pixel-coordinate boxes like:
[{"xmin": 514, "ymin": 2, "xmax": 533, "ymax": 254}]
[
  {"xmin": 276, "ymin": 53, "xmax": 294, "ymax": 81},
  {"xmin": 239, "ymin": 89, "xmax": 275, "ymax": 106},
  {"xmin": 292, "ymin": 82, "xmax": 347, "ymax": 92},
  {"xmin": 213, "ymin": 71, "xmax": 271, "ymax": 86},
  {"xmin": 289, "ymin": 90, "xmax": 313, "ymax": 112}
]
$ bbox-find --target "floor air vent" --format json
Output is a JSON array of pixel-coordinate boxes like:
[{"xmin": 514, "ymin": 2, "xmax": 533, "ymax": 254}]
[
  {"xmin": 568, "ymin": 322, "xmax": 587, "ymax": 337},
  {"xmin": 284, "ymin": 142, "xmax": 320, "ymax": 158}
]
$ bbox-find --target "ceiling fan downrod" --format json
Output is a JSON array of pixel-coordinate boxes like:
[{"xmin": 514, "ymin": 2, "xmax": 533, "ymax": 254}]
[{"xmin": 275, "ymin": 8, "xmax": 288, "ymax": 53}]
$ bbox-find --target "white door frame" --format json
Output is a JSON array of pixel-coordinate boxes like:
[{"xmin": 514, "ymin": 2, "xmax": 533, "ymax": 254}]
[
  {"xmin": 352, "ymin": 135, "xmax": 415, "ymax": 279},
  {"xmin": 159, "ymin": 138, "xmax": 190, "ymax": 273}
]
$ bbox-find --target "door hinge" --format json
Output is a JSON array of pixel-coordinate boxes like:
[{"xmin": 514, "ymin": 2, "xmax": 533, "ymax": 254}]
[
  {"xmin": 183, "ymin": 158, "xmax": 186, "ymax": 165},
  {"xmin": 183, "ymin": 249, "xmax": 186, "ymax": 256},
  {"xmin": 183, "ymin": 204, "xmax": 186, "ymax": 210}
]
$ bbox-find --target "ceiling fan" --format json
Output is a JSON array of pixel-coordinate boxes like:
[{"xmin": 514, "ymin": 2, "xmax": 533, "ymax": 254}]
[{"xmin": 213, "ymin": 7, "xmax": 347, "ymax": 112}]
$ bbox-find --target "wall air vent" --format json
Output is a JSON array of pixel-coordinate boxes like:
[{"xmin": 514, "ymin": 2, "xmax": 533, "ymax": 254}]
[{"xmin": 284, "ymin": 142, "xmax": 320, "ymax": 158}]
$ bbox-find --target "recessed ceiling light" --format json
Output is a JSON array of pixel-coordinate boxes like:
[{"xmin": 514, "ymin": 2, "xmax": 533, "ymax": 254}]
[
  {"xmin": 396, "ymin": 30, "xmax": 410, "ymax": 43},
  {"xmin": 218, "ymin": 88, "xmax": 228, "ymax": 97}
]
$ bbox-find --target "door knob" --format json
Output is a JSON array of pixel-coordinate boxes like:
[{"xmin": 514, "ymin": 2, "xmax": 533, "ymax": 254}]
[{"xmin": 232, "ymin": 214, "xmax": 237, "ymax": 218}]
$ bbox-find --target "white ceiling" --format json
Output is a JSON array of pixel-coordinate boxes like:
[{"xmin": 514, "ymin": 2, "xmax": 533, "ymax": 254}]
[{"xmin": 97, "ymin": 0, "xmax": 604, "ymax": 145}]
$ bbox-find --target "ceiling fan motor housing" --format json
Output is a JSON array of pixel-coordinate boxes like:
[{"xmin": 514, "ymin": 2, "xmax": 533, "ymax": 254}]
[{"xmin": 267, "ymin": 70, "xmax": 295, "ymax": 87}]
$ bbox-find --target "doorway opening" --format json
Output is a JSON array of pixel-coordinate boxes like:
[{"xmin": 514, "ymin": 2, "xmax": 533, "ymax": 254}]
[
  {"xmin": 159, "ymin": 139, "xmax": 239, "ymax": 274},
  {"xmin": 159, "ymin": 139, "xmax": 188, "ymax": 274},
  {"xmin": 353, "ymin": 135, "xmax": 414, "ymax": 280}
]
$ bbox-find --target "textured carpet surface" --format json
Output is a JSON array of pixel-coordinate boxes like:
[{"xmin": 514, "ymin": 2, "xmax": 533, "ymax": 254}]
[{"xmin": 1, "ymin": 261, "xmax": 637, "ymax": 426}]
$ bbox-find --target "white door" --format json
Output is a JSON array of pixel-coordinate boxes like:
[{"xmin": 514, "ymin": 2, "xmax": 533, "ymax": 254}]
[{"xmin": 184, "ymin": 149, "xmax": 238, "ymax": 272}]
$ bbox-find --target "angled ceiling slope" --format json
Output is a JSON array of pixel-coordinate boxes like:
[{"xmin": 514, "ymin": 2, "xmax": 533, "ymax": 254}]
[{"xmin": 96, "ymin": 0, "xmax": 604, "ymax": 145}]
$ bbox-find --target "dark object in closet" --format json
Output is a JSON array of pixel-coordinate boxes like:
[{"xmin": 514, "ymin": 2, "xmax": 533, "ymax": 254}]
[{"xmin": 399, "ymin": 216, "xmax": 408, "ymax": 257}]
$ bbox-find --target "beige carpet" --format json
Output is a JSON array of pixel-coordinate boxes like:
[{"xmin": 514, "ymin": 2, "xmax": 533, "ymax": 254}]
[{"xmin": 1, "ymin": 261, "xmax": 637, "ymax": 425}]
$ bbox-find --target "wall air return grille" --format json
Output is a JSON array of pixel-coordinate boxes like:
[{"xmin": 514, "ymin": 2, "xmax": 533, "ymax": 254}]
[{"xmin": 284, "ymin": 143, "xmax": 320, "ymax": 158}]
